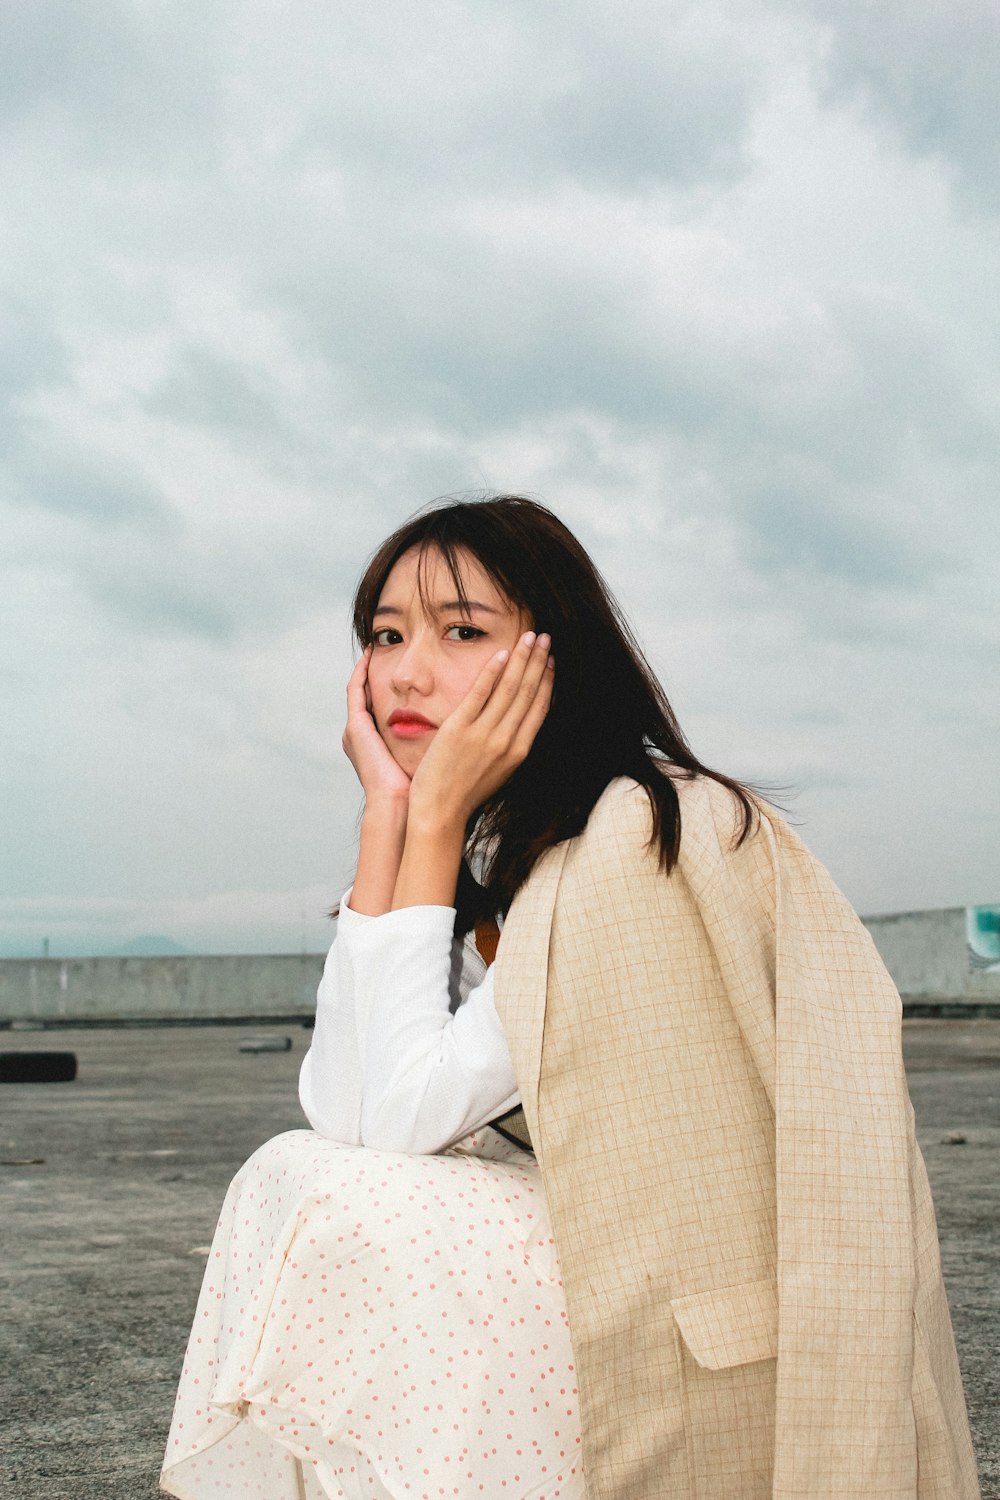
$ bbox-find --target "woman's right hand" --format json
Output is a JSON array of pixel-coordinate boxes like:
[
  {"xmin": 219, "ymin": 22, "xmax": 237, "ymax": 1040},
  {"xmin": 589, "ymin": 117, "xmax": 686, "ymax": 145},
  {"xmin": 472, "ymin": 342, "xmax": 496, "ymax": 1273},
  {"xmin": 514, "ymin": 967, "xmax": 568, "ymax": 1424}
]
[{"xmin": 342, "ymin": 646, "xmax": 412, "ymax": 806}]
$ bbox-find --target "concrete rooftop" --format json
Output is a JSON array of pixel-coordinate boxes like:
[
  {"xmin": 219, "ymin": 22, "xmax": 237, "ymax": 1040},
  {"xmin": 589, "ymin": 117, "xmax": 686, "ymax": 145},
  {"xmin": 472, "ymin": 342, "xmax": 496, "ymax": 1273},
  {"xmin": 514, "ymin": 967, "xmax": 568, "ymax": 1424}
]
[{"xmin": 2, "ymin": 1021, "xmax": 998, "ymax": 1499}]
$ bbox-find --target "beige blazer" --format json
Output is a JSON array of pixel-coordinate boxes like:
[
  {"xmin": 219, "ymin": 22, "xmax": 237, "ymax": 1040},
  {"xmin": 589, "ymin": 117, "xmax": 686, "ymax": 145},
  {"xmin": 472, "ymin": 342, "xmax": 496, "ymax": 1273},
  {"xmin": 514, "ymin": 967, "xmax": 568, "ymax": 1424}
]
[{"xmin": 493, "ymin": 773, "xmax": 980, "ymax": 1499}]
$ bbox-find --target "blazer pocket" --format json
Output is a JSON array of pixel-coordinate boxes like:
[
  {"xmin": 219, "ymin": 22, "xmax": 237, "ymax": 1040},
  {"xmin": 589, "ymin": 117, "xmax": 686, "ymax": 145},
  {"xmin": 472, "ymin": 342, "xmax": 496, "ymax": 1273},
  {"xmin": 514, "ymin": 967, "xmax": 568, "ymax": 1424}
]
[{"xmin": 670, "ymin": 1277, "xmax": 778, "ymax": 1370}]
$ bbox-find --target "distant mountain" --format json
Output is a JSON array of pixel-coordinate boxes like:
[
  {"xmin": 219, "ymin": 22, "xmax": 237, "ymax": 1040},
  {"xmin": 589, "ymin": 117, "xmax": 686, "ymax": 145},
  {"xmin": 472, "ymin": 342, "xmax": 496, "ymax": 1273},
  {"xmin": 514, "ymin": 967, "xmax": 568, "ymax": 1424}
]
[{"xmin": 119, "ymin": 934, "xmax": 188, "ymax": 956}]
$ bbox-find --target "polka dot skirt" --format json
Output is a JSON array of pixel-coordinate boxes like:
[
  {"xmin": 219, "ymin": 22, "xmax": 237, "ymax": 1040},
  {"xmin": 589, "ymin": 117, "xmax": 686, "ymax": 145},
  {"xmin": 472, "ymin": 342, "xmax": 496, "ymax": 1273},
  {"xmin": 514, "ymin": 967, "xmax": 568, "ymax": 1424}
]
[{"xmin": 159, "ymin": 1129, "xmax": 585, "ymax": 1499}]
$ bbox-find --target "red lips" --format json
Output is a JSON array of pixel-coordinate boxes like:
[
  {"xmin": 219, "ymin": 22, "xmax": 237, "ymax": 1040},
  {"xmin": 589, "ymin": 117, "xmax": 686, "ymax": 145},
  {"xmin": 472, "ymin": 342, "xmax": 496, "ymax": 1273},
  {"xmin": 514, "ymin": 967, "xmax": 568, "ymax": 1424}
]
[{"xmin": 387, "ymin": 709, "xmax": 435, "ymax": 728}]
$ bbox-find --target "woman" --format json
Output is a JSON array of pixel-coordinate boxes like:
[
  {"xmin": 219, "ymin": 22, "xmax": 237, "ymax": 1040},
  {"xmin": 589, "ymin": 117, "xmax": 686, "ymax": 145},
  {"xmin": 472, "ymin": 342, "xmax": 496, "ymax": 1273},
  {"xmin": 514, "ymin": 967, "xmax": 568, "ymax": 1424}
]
[{"xmin": 161, "ymin": 495, "xmax": 980, "ymax": 1500}]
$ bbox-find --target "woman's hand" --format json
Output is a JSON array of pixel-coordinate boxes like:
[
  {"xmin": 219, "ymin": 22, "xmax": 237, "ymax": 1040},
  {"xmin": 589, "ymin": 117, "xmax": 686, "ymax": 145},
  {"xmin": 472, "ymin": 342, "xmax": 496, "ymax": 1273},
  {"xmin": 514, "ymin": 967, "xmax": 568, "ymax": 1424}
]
[
  {"xmin": 342, "ymin": 645, "xmax": 412, "ymax": 806},
  {"xmin": 406, "ymin": 631, "xmax": 554, "ymax": 830}
]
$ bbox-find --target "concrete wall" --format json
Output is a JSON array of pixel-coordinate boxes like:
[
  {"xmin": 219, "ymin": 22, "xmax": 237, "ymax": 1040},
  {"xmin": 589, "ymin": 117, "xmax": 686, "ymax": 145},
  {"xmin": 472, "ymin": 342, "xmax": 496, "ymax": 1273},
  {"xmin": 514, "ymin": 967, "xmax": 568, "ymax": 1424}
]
[
  {"xmin": 0, "ymin": 953, "xmax": 326, "ymax": 1025},
  {"xmin": 863, "ymin": 907, "xmax": 1000, "ymax": 1005},
  {"xmin": 2, "ymin": 906, "xmax": 998, "ymax": 1024}
]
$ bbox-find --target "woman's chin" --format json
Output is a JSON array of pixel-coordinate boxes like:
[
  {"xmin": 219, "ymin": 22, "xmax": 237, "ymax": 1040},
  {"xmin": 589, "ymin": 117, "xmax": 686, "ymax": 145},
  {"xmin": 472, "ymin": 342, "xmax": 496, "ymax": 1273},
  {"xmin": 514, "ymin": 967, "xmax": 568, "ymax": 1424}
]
[{"xmin": 388, "ymin": 742, "xmax": 426, "ymax": 776}]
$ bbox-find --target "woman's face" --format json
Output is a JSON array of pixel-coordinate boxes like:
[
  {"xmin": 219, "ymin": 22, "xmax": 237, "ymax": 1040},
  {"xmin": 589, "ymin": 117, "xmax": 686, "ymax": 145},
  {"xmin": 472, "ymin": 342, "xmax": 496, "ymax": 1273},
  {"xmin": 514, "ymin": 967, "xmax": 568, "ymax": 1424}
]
[{"xmin": 367, "ymin": 545, "xmax": 532, "ymax": 776}]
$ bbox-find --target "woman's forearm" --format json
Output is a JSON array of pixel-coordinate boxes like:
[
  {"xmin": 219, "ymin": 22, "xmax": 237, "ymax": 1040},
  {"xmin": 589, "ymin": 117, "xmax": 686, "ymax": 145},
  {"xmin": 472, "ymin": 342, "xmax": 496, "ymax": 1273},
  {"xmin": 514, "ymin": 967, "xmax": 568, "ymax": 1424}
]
[
  {"xmin": 349, "ymin": 797, "xmax": 409, "ymax": 915},
  {"xmin": 391, "ymin": 809, "xmax": 467, "ymax": 910}
]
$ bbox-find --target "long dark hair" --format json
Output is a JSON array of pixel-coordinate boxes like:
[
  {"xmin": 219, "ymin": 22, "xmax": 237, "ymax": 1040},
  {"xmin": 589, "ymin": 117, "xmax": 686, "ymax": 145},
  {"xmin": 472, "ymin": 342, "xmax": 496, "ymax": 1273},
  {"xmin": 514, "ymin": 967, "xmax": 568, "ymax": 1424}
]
[{"xmin": 352, "ymin": 494, "xmax": 755, "ymax": 921}]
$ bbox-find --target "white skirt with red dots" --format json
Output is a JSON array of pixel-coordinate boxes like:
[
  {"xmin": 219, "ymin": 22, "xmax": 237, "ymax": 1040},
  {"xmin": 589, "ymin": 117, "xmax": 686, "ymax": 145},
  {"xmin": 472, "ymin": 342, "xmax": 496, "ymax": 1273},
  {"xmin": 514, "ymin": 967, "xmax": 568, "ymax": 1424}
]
[{"xmin": 159, "ymin": 1128, "xmax": 585, "ymax": 1500}]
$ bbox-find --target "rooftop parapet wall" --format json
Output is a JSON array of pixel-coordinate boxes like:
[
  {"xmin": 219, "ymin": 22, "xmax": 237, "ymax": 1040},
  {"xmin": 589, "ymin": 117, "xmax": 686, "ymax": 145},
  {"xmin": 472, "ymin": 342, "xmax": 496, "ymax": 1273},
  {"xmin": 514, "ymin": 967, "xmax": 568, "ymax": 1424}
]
[
  {"xmin": 1, "ymin": 906, "xmax": 999, "ymax": 1024},
  {"xmin": 864, "ymin": 907, "xmax": 1000, "ymax": 1005},
  {"xmin": 0, "ymin": 952, "xmax": 326, "ymax": 1025}
]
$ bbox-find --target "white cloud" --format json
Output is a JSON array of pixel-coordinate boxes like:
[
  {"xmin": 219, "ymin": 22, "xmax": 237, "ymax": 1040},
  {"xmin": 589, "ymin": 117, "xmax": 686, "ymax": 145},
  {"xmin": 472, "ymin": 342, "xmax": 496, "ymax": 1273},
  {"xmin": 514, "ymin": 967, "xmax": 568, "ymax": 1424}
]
[
  {"xmin": 1, "ymin": 0, "xmax": 998, "ymax": 954},
  {"xmin": 793, "ymin": 0, "xmax": 1000, "ymax": 213}
]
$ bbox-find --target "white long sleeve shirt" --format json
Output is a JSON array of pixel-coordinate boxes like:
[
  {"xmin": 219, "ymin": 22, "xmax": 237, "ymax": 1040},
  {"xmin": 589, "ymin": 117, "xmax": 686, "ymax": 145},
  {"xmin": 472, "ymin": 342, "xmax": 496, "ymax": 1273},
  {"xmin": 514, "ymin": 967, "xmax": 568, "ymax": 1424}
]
[{"xmin": 298, "ymin": 893, "xmax": 521, "ymax": 1154}]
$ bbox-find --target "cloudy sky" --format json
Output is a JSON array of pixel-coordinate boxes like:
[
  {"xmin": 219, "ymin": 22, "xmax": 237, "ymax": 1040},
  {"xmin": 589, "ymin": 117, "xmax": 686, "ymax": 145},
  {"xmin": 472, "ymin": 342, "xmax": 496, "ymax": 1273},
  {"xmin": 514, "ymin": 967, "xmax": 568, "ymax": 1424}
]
[{"xmin": 2, "ymin": 0, "xmax": 998, "ymax": 957}]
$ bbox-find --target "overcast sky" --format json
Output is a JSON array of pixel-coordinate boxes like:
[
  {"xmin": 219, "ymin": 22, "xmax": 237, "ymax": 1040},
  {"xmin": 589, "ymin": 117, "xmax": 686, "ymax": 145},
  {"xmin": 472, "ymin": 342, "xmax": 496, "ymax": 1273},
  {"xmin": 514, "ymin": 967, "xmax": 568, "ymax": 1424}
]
[{"xmin": 2, "ymin": 0, "xmax": 998, "ymax": 957}]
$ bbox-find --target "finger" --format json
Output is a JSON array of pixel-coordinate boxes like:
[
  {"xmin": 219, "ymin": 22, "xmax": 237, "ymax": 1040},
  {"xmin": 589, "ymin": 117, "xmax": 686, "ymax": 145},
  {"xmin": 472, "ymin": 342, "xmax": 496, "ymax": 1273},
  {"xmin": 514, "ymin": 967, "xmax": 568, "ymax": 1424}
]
[
  {"xmin": 510, "ymin": 654, "xmax": 555, "ymax": 758},
  {"xmin": 476, "ymin": 630, "xmax": 540, "ymax": 728},
  {"xmin": 347, "ymin": 644, "xmax": 372, "ymax": 684},
  {"xmin": 448, "ymin": 646, "xmax": 512, "ymax": 724},
  {"xmin": 346, "ymin": 645, "xmax": 373, "ymax": 709},
  {"xmin": 517, "ymin": 633, "xmax": 552, "ymax": 702},
  {"xmin": 486, "ymin": 632, "xmax": 551, "ymax": 731}
]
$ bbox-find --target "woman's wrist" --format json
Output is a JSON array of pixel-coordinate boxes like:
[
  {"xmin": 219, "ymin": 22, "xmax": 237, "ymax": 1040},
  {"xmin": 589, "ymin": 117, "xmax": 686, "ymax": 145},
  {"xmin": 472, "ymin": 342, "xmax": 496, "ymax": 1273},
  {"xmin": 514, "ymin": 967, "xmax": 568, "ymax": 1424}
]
[
  {"xmin": 404, "ymin": 809, "xmax": 467, "ymax": 842},
  {"xmin": 361, "ymin": 794, "xmax": 409, "ymax": 835},
  {"xmin": 391, "ymin": 815, "xmax": 466, "ymax": 911},
  {"xmin": 405, "ymin": 787, "xmax": 469, "ymax": 839}
]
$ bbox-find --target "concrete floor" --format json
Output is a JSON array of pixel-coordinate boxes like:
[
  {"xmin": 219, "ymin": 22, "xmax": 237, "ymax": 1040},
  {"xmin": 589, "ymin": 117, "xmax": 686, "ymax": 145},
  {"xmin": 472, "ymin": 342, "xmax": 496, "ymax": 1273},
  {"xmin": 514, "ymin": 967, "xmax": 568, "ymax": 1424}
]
[{"xmin": 1, "ymin": 1020, "xmax": 997, "ymax": 1500}]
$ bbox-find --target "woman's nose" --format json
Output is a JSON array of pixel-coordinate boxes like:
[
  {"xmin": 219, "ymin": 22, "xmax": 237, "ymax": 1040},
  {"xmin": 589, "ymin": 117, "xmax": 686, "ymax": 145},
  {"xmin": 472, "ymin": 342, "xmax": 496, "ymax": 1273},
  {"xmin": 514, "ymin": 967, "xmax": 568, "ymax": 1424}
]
[{"xmin": 390, "ymin": 635, "xmax": 434, "ymax": 695}]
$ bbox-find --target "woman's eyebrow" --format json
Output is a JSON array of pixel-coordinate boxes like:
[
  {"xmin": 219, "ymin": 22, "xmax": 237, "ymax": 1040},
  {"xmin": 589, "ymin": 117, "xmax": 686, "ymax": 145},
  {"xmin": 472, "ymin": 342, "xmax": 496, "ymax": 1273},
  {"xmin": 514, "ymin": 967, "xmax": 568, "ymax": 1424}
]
[
  {"xmin": 437, "ymin": 599, "xmax": 503, "ymax": 614},
  {"xmin": 372, "ymin": 600, "xmax": 502, "ymax": 617}
]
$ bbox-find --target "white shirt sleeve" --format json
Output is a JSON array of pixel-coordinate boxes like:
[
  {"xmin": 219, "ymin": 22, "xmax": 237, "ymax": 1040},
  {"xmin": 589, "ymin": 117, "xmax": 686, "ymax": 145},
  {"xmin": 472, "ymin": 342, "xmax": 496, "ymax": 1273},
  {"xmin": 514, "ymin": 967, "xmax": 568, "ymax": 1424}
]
[
  {"xmin": 297, "ymin": 898, "xmax": 369, "ymax": 1144},
  {"xmin": 299, "ymin": 893, "xmax": 520, "ymax": 1154}
]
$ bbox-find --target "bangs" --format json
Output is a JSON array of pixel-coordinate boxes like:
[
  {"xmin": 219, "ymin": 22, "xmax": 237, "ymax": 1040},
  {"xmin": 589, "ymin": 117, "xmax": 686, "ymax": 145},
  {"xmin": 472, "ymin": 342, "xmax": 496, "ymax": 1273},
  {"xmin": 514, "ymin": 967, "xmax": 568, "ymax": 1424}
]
[
  {"xmin": 353, "ymin": 506, "xmax": 527, "ymax": 646},
  {"xmin": 413, "ymin": 534, "xmax": 475, "ymax": 620}
]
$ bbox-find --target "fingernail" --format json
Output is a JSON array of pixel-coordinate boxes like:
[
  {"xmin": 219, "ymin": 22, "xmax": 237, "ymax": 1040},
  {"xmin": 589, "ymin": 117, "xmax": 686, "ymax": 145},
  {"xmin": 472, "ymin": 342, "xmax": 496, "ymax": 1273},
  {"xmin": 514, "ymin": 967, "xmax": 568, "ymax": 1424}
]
[
  {"xmin": 537, "ymin": 633, "xmax": 551, "ymax": 648},
  {"xmin": 547, "ymin": 654, "xmax": 554, "ymax": 668},
  {"xmin": 496, "ymin": 649, "xmax": 510, "ymax": 663},
  {"xmin": 522, "ymin": 631, "xmax": 536, "ymax": 647}
]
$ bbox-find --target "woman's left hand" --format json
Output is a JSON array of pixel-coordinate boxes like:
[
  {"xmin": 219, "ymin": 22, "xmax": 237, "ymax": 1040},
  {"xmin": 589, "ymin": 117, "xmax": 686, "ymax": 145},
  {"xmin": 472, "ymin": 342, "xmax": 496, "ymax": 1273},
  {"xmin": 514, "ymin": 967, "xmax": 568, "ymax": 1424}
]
[{"xmin": 406, "ymin": 631, "xmax": 554, "ymax": 828}]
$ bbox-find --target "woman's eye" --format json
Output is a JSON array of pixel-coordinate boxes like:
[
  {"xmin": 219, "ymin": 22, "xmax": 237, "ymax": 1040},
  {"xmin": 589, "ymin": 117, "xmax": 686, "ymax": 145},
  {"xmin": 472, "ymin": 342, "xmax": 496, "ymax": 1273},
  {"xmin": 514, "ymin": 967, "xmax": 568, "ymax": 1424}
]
[
  {"xmin": 372, "ymin": 628, "xmax": 403, "ymax": 646},
  {"xmin": 445, "ymin": 624, "xmax": 486, "ymax": 642}
]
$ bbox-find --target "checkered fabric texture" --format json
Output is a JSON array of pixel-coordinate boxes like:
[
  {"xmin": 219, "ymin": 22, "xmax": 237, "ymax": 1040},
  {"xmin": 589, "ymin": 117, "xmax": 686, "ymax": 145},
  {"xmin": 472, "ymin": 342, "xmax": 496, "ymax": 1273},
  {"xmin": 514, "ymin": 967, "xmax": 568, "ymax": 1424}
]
[{"xmin": 494, "ymin": 773, "xmax": 981, "ymax": 1499}]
